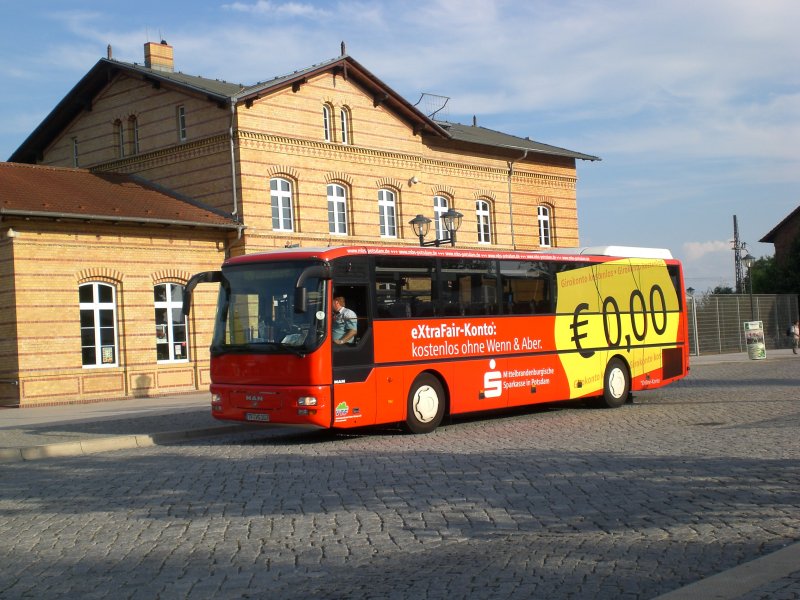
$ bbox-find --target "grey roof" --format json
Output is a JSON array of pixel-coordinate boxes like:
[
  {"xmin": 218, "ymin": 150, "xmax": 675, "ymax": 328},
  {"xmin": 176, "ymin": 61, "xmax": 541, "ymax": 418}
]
[
  {"xmin": 9, "ymin": 53, "xmax": 598, "ymax": 164},
  {"xmin": 437, "ymin": 122, "xmax": 600, "ymax": 162},
  {"xmin": 117, "ymin": 60, "xmax": 245, "ymax": 99}
]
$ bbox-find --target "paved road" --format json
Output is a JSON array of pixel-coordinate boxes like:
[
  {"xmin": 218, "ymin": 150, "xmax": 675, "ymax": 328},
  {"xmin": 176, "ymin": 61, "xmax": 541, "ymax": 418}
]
[{"xmin": 1, "ymin": 355, "xmax": 798, "ymax": 599}]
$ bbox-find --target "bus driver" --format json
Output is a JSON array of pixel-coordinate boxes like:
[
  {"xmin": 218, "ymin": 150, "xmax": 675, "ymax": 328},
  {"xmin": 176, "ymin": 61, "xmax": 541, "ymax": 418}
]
[{"xmin": 332, "ymin": 296, "xmax": 357, "ymax": 345}]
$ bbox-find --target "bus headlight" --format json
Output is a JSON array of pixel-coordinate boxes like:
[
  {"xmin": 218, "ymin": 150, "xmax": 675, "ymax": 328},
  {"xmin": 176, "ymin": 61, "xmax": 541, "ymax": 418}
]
[
  {"xmin": 211, "ymin": 393, "xmax": 223, "ymax": 405},
  {"xmin": 297, "ymin": 396, "xmax": 318, "ymax": 406}
]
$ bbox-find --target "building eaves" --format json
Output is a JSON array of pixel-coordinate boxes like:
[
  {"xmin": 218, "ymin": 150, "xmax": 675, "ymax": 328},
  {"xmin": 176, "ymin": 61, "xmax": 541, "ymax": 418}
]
[{"xmin": 436, "ymin": 121, "xmax": 600, "ymax": 162}]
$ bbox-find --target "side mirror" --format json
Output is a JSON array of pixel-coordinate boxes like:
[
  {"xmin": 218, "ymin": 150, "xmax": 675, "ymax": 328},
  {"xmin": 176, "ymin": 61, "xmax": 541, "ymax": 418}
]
[
  {"xmin": 293, "ymin": 263, "xmax": 331, "ymax": 313},
  {"xmin": 182, "ymin": 271, "xmax": 222, "ymax": 318}
]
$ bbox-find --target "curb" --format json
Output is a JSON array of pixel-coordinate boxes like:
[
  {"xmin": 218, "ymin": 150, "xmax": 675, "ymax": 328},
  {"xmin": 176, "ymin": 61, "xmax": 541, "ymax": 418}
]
[
  {"xmin": 0, "ymin": 424, "xmax": 251, "ymax": 463},
  {"xmin": 653, "ymin": 541, "xmax": 800, "ymax": 599}
]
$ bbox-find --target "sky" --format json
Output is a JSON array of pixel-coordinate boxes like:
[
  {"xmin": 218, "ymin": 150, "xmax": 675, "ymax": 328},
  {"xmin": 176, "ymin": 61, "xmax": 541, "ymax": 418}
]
[{"xmin": 2, "ymin": 0, "xmax": 798, "ymax": 292}]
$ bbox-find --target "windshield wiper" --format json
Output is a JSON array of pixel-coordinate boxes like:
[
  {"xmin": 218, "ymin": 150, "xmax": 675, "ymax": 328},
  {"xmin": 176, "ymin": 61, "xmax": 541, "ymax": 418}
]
[{"xmin": 277, "ymin": 342, "xmax": 307, "ymax": 357}]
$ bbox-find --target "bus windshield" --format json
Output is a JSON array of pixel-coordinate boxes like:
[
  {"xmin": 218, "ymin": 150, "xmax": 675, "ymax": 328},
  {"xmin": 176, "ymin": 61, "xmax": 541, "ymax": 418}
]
[{"xmin": 211, "ymin": 261, "xmax": 327, "ymax": 355}]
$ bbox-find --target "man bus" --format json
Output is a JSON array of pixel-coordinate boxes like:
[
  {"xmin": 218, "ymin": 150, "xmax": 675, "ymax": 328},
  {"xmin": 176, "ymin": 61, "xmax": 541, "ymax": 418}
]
[{"xmin": 183, "ymin": 245, "xmax": 689, "ymax": 433}]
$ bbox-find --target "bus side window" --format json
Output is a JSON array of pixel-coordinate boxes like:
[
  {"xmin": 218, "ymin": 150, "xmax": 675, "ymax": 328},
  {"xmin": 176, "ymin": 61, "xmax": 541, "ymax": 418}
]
[
  {"xmin": 500, "ymin": 260, "xmax": 554, "ymax": 315},
  {"xmin": 374, "ymin": 256, "xmax": 434, "ymax": 319}
]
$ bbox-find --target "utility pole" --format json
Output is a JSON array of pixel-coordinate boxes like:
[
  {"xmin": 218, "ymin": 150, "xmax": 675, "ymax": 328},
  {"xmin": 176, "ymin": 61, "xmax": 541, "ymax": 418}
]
[{"xmin": 733, "ymin": 215, "xmax": 746, "ymax": 294}]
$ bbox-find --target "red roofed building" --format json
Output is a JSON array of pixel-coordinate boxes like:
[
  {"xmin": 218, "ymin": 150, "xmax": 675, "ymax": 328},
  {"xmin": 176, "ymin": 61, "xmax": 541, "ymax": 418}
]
[{"xmin": 0, "ymin": 163, "xmax": 239, "ymax": 406}]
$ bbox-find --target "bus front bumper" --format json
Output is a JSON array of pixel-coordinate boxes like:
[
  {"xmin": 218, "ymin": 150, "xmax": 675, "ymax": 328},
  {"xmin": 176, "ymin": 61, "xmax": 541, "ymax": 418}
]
[{"xmin": 209, "ymin": 383, "xmax": 332, "ymax": 428}]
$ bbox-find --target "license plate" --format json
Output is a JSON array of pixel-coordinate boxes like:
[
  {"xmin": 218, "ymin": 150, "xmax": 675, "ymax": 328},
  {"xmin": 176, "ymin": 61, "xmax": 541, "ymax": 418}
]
[{"xmin": 245, "ymin": 412, "xmax": 270, "ymax": 422}]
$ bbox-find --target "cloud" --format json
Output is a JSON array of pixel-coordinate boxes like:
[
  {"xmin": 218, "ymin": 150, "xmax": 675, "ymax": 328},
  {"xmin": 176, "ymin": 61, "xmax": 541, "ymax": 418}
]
[
  {"xmin": 683, "ymin": 240, "xmax": 732, "ymax": 261},
  {"xmin": 222, "ymin": 1, "xmax": 331, "ymax": 19}
]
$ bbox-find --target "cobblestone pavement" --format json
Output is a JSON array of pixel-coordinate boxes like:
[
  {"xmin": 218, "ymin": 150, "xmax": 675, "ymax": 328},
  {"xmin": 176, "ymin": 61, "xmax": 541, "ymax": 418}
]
[{"xmin": 1, "ymin": 358, "xmax": 798, "ymax": 599}]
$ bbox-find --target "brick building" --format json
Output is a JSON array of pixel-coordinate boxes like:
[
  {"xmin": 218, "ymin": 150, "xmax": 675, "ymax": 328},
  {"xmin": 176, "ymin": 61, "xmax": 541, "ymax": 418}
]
[
  {"xmin": 760, "ymin": 205, "xmax": 800, "ymax": 267},
  {"xmin": 3, "ymin": 42, "xmax": 598, "ymax": 406}
]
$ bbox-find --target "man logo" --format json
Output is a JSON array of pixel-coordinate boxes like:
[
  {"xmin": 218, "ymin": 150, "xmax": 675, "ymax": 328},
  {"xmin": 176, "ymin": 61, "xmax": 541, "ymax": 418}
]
[{"xmin": 481, "ymin": 359, "xmax": 502, "ymax": 399}]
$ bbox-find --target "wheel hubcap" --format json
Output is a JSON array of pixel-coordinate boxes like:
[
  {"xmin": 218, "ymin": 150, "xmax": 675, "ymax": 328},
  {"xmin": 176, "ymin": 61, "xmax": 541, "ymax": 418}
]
[
  {"xmin": 413, "ymin": 385, "xmax": 439, "ymax": 423},
  {"xmin": 608, "ymin": 368, "xmax": 625, "ymax": 398}
]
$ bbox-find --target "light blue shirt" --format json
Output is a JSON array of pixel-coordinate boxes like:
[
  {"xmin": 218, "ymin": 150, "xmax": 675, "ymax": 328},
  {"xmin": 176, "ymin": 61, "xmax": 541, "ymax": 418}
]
[{"xmin": 332, "ymin": 306, "xmax": 357, "ymax": 343}]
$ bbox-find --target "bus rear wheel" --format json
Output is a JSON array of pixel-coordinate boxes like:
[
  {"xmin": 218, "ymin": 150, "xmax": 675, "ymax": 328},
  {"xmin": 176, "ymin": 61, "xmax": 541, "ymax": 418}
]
[
  {"xmin": 600, "ymin": 357, "xmax": 630, "ymax": 408},
  {"xmin": 405, "ymin": 373, "xmax": 445, "ymax": 434}
]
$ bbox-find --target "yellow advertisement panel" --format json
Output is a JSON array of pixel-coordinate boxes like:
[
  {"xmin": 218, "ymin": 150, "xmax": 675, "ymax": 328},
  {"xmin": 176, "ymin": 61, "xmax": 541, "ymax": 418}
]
[{"xmin": 554, "ymin": 259, "xmax": 680, "ymax": 398}]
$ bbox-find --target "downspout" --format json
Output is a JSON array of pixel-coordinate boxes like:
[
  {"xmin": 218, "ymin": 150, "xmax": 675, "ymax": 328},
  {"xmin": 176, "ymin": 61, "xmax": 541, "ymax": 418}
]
[
  {"xmin": 506, "ymin": 149, "xmax": 528, "ymax": 251},
  {"xmin": 229, "ymin": 100, "xmax": 239, "ymax": 221}
]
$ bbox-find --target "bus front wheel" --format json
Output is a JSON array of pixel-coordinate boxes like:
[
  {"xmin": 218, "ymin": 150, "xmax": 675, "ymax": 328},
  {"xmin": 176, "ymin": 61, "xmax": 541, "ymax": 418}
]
[
  {"xmin": 600, "ymin": 358, "xmax": 630, "ymax": 408},
  {"xmin": 405, "ymin": 374, "xmax": 445, "ymax": 434}
]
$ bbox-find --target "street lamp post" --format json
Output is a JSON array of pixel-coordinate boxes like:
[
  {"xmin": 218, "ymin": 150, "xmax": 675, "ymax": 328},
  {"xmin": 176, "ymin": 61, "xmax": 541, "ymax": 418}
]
[
  {"xmin": 686, "ymin": 287, "xmax": 699, "ymax": 356},
  {"xmin": 742, "ymin": 252, "xmax": 755, "ymax": 321},
  {"xmin": 409, "ymin": 208, "xmax": 463, "ymax": 247}
]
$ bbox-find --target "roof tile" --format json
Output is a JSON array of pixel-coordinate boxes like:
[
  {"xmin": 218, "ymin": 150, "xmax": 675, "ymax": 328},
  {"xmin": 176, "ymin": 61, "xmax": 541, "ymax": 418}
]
[{"xmin": 0, "ymin": 162, "xmax": 240, "ymax": 229}]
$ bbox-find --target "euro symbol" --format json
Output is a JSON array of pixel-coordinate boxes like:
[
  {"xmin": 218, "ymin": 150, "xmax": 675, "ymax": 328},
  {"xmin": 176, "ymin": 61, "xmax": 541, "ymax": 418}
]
[{"xmin": 570, "ymin": 302, "xmax": 594, "ymax": 358}]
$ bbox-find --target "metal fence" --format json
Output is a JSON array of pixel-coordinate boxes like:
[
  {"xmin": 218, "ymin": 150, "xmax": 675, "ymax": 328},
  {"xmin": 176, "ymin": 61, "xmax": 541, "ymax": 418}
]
[{"xmin": 686, "ymin": 293, "xmax": 799, "ymax": 355}]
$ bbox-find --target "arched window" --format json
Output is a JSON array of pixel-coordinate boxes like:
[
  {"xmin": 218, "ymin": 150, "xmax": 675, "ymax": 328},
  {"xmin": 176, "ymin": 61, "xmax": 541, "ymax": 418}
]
[
  {"xmin": 176, "ymin": 105, "xmax": 187, "ymax": 142},
  {"xmin": 79, "ymin": 282, "xmax": 118, "ymax": 367},
  {"xmin": 340, "ymin": 107, "xmax": 350, "ymax": 145},
  {"xmin": 115, "ymin": 120, "xmax": 125, "ymax": 158},
  {"xmin": 322, "ymin": 105, "xmax": 332, "ymax": 142},
  {"xmin": 154, "ymin": 283, "xmax": 188, "ymax": 362},
  {"xmin": 270, "ymin": 177, "xmax": 294, "ymax": 232},
  {"xmin": 378, "ymin": 189, "xmax": 397, "ymax": 237},
  {"xmin": 129, "ymin": 116, "xmax": 139, "ymax": 154},
  {"xmin": 327, "ymin": 183, "xmax": 348, "ymax": 234},
  {"xmin": 476, "ymin": 199, "xmax": 492, "ymax": 244},
  {"xmin": 538, "ymin": 205, "xmax": 552, "ymax": 247},
  {"xmin": 433, "ymin": 195, "xmax": 449, "ymax": 241}
]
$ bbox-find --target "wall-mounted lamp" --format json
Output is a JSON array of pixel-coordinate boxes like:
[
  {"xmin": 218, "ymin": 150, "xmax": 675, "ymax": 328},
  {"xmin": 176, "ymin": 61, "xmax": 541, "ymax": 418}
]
[
  {"xmin": 409, "ymin": 208, "xmax": 463, "ymax": 247},
  {"xmin": 409, "ymin": 176, "xmax": 419, "ymax": 185}
]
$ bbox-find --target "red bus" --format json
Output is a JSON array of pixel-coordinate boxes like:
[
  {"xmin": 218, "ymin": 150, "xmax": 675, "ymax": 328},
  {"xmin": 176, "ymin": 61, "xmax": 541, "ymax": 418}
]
[{"xmin": 184, "ymin": 245, "xmax": 689, "ymax": 433}]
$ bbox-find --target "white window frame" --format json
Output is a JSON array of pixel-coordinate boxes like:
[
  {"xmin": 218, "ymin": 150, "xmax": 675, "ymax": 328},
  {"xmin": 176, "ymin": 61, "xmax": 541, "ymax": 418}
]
[
  {"xmin": 154, "ymin": 283, "xmax": 189, "ymax": 363},
  {"xmin": 79, "ymin": 282, "xmax": 118, "ymax": 368},
  {"xmin": 270, "ymin": 177, "xmax": 294, "ymax": 232},
  {"xmin": 323, "ymin": 105, "xmax": 332, "ymax": 142},
  {"xmin": 177, "ymin": 106, "xmax": 186, "ymax": 142},
  {"xmin": 327, "ymin": 183, "xmax": 348, "ymax": 235},
  {"xmin": 538, "ymin": 205, "xmax": 552, "ymax": 247},
  {"xmin": 433, "ymin": 195, "xmax": 449, "ymax": 241},
  {"xmin": 340, "ymin": 107, "xmax": 350, "ymax": 145},
  {"xmin": 378, "ymin": 189, "xmax": 397, "ymax": 238},
  {"xmin": 476, "ymin": 199, "xmax": 492, "ymax": 244},
  {"xmin": 71, "ymin": 137, "xmax": 79, "ymax": 167}
]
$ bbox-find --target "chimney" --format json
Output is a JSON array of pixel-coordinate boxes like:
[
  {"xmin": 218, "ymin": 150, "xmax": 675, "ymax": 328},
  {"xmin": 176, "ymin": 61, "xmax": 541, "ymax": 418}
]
[{"xmin": 144, "ymin": 40, "xmax": 174, "ymax": 72}]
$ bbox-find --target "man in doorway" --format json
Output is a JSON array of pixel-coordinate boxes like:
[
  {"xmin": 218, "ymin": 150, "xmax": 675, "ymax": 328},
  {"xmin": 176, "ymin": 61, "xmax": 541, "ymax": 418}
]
[{"xmin": 332, "ymin": 296, "xmax": 357, "ymax": 345}]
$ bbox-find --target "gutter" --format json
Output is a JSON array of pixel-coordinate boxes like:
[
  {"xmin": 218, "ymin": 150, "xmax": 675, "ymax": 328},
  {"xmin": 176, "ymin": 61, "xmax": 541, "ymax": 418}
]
[{"xmin": 229, "ymin": 100, "xmax": 240, "ymax": 221}]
